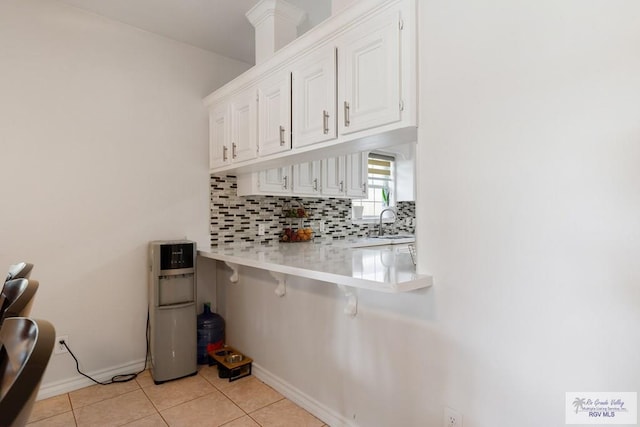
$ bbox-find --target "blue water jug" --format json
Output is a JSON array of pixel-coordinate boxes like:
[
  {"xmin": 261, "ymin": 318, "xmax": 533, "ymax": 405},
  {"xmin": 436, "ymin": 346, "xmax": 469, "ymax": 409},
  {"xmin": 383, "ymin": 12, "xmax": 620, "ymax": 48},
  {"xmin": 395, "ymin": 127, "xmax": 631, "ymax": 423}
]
[{"xmin": 197, "ymin": 302, "xmax": 225, "ymax": 365}]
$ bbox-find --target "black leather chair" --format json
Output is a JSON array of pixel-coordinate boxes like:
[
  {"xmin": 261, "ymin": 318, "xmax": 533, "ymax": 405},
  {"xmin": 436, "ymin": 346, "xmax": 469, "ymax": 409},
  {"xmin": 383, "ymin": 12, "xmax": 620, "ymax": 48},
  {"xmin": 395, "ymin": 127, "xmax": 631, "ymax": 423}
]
[
  {"xmin": 0, "ymin": 279, "xmax": 39, "ymax": 327},
  {"xmin": 0, "ymin": 317, "xmax": 55, "ymax": 427},
  {"xmin": 5, "ymin": 262, "xmax": 34, "ymax": 282}
]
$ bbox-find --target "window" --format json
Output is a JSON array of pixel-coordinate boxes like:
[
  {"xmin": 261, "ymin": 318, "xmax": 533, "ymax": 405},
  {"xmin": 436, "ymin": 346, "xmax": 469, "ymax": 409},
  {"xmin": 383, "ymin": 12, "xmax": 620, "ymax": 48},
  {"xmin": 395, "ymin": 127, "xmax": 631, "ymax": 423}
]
[{"xmin": 352, "ymin": 153, "xmax": 395, "ymax": 218}]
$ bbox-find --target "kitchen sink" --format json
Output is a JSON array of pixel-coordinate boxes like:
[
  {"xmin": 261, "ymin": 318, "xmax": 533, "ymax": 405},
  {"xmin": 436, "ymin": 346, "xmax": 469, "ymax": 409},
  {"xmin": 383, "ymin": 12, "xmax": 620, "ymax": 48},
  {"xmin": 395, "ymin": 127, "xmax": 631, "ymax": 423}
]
[
  {"xmin": 344, "ymin": 235, "xmax": 415, "ymax": 248},
  {"xmin": 370, "ymin": 234, "xmax": 414, "ymax": 240}
]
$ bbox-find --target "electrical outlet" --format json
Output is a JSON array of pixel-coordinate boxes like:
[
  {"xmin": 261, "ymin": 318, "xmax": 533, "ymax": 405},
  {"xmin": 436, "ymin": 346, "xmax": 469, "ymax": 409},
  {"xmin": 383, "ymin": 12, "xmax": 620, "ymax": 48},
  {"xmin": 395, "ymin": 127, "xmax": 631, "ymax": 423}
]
[
  {"xmin": 55, "ymin": 335, "xmax": 69, "ymax": 355},
  {"xmin": 258, "ymin": 224, "xmax": 265, "ymax": 236},
  {"xmin": 319, "ymin": 220, "xmax": 325, "ymax": 233},
  {"xmin": 444, "ymin": 407, "xmax": 462, "ymax": 427}
]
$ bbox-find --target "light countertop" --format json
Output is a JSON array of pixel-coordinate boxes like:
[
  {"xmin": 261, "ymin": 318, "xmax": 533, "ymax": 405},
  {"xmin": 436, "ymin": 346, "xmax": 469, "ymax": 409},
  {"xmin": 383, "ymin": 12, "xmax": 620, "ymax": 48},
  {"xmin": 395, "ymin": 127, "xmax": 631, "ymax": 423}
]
[{"xmin": 198, "ymin": 237, "xmax": 432, "ymax": 293}]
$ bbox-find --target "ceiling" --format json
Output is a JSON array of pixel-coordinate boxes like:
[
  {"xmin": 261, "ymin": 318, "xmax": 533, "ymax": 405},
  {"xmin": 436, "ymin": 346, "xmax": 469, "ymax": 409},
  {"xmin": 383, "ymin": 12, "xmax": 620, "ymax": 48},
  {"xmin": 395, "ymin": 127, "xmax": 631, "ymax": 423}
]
[{"xmin": 58, "ymin": 0, "xmax": 332, "ymax": 65}]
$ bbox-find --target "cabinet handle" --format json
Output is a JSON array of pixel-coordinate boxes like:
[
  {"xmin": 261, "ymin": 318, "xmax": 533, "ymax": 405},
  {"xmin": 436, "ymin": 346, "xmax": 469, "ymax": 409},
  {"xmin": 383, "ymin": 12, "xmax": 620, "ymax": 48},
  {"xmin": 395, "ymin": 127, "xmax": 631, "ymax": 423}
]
[
  {"xmin": 223, "ymin": 146, "xmax": 228, "ymax": 161},
  {"xmin": 339, "ymin": 180, "xmax": 344, "ymax": 192},
  {"xmin": 283, "ymin": 176, "xmax": 288, "ymax": 190},
  {"xmin": 323, "ymin": 110, "xmax": 329, "ymax": 134},
  {"xmin": 313, "ymin": 178, "xmax": 318, "ymax": 191},
  {"xmin": 279, "ymin": 125, "xmax": 286, "ymax": 146},
  {"xmin": 362, "ymin": 182, "xmax": 367, "ymax": 195},
  {"xmin": 344, "ymin": 101, "xmax": 350, "ymax": 127},
  {"xmin": 232, "ymin": 142, "xmax": 237, "ymax": 159}
]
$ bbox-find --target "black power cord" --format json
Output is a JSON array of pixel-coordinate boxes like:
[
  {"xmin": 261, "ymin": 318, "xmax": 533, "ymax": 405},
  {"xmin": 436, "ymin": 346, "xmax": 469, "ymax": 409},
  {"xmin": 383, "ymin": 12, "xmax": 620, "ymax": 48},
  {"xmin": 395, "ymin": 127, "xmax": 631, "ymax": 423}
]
[{"xmin": 59, "ymin": 311, "xmax": 150, "ymax": 385}]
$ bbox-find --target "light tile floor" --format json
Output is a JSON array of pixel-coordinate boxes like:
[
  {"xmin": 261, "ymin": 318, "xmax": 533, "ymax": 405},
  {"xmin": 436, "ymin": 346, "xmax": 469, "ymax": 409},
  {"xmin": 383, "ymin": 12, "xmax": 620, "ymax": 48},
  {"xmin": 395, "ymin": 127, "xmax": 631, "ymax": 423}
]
[{"xmin": 27, "ymin": 365, "xmax": 327, "ymax": 427}]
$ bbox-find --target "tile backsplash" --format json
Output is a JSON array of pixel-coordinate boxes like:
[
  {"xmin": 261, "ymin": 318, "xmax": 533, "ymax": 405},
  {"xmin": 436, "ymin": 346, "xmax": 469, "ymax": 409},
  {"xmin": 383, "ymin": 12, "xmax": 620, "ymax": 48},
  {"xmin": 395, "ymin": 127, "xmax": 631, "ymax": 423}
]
[{"xmin": 210, "ymin": 175, "xmax": 415, "ymax": 246}]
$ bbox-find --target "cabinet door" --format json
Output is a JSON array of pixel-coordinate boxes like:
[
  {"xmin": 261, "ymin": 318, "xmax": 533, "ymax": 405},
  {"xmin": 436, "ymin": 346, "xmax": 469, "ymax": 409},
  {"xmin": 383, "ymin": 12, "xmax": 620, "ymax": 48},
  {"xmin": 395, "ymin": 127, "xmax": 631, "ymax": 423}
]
[
  {"xmin": 292, "ymin": 46, "xmax": 337, "ymax": 148},
  {"xmin": 258, "ymin": 167, "xmax": 292, "ymax": 194},
  {"xmin": 292, "ymin": 161, "xmax": 321, "ymax": 196},
  {"xmin": 231, "ymin": 87, "xmax": 258, "ymax": 163},
  {"xmin": 339, "ymin": 9, "xmax": 401, "ymax": 135},
  {"xmin": 346, "ymin": 152, "xmax": 368, "ymax": 197},
  {"xmin": 258, "ymin": 71, "xmax": 291, "ymax": 157},
  {"xmin": 322, "ymin": 156, "xmax": 346, "ymax": 197},
  {"xmin": 209, "ymin": 104, "xmax": 230, "ymax": 169}
]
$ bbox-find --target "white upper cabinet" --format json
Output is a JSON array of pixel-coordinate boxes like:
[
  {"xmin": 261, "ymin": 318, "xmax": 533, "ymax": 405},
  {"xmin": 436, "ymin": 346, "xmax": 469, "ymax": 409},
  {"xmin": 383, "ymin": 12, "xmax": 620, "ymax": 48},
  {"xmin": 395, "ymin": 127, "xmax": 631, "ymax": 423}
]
[
  {"xmin": 209, "ymin": 90, "xmax": 259, "ymax": 167},
  {"xmin": 292, "ymin": 46, "xmax": 337, "ymax": 148},
  {"xmin": 238, "ymin": 155, "xmax": 366, "ymax": 198},
  {"xmin": 322, "ymin": 156, "xmax": 346, "ymax": 196},
  {"xmin": 321, "ymin": 153, "xmax": 367, "ymax": 198},
  {"xmin": 259, "ymin": 167, "xmax": 292, "ymax": 194},
  {"xmin": 237, "ymin": 166, "xmax": 292, "ymax": 196},
  {"xmin": 258, "ymin": 71, "xmax": 292, "ymax": 157},
  {"xmin": 209, "ymin": 103, "xmax": 231, "ymax": 169},
  {"xmin": 292, "ymin": 160, "xmax": 322, "ymax": 196},
  {"xmin": 205, "ymin": 0, "xmax": 417, "ymax": 174},
  {"xmin": 230, "ymin": 86, "xmax": 258, "ymax": 163},
  {"xmin": 338, "ymin": 9, "xmax": 401, "ymax": 135},
  {"xmin": 345, "ymin": 152, "xmax": 368, "ymax": 197}
]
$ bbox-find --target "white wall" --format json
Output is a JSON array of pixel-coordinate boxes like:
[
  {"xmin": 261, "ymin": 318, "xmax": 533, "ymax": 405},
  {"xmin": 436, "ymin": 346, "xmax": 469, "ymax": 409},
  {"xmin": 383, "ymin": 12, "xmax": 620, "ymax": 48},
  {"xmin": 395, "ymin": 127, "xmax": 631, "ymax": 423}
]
[
  {"xmin": 216, "ymin": 1, "xmax": 640, "ymax": 427},
  {"xmin": 417, "ymin": 0, "xmax": 640, "ymax": 425},
  {"xmin": 0, "ymin": 0, "xmax": 249, "ymax": 391}
]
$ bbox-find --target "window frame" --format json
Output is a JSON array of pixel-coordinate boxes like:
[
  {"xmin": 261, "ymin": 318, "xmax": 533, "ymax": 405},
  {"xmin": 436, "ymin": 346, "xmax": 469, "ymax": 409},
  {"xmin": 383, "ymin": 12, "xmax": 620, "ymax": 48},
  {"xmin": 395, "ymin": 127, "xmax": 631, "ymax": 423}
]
[{"xmin": 352, "ymin": 152, "xmax": 396, "ymax": 221}]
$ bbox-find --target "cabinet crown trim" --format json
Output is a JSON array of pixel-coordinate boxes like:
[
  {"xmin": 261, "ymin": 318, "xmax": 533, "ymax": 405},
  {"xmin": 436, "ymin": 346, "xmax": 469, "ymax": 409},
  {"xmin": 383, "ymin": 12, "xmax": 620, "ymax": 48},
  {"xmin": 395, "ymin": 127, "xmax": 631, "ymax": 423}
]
[{"xmin": 246, "ymin": 0, "xmax": 307, "ymax": 27}]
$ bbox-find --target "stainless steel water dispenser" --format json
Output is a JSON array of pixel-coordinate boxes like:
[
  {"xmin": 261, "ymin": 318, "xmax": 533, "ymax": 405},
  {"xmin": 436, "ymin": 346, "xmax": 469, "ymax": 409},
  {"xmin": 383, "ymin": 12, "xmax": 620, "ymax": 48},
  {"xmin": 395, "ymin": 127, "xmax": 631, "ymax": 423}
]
[{"xmin": 148, "ymin": 240, "xmax": 197, "ymax": 384}]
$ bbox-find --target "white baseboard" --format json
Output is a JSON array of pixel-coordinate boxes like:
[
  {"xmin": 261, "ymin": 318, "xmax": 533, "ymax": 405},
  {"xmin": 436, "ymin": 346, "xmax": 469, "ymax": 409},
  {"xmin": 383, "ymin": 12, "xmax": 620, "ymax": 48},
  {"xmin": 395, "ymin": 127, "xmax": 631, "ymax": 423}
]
[
  {"xmin": 252, "ymin": 363, "xmax": 356, "ymax": 427},
  {"xmin": 37, "ymin": 358, "xmax": 147, "ymax": 400}
]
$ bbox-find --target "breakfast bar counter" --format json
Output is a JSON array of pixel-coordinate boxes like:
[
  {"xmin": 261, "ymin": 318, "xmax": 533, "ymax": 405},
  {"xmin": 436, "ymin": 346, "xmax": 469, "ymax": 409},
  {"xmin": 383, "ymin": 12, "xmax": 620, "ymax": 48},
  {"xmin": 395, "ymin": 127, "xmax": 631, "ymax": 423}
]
[{"xmin": 197, "ymin": 239, "xmax": 432, "ymax": 294}]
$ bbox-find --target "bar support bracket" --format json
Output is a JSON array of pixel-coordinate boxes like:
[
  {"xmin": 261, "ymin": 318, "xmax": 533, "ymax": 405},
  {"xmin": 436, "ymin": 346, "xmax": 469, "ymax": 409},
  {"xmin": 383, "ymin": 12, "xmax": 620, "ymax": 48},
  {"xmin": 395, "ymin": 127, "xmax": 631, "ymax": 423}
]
[
  {"xmin": 337, "ymin": 284, "xmax": 358, "ymax": 317},
  {"xmin": 269, "ymin": 271, "xmax": 287, "ymax": 297},
  {"xmin": 224, "ymin": 262, "xmax": 239, "ymax": 283}
]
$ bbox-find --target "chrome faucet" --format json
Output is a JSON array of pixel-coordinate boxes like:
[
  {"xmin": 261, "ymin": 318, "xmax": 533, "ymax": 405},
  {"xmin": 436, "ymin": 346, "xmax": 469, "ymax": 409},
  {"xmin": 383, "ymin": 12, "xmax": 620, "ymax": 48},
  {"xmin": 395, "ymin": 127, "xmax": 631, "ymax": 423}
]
[{"xmin": 378, "ymin": 207, "xmax": 397, "ymax": 236}]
